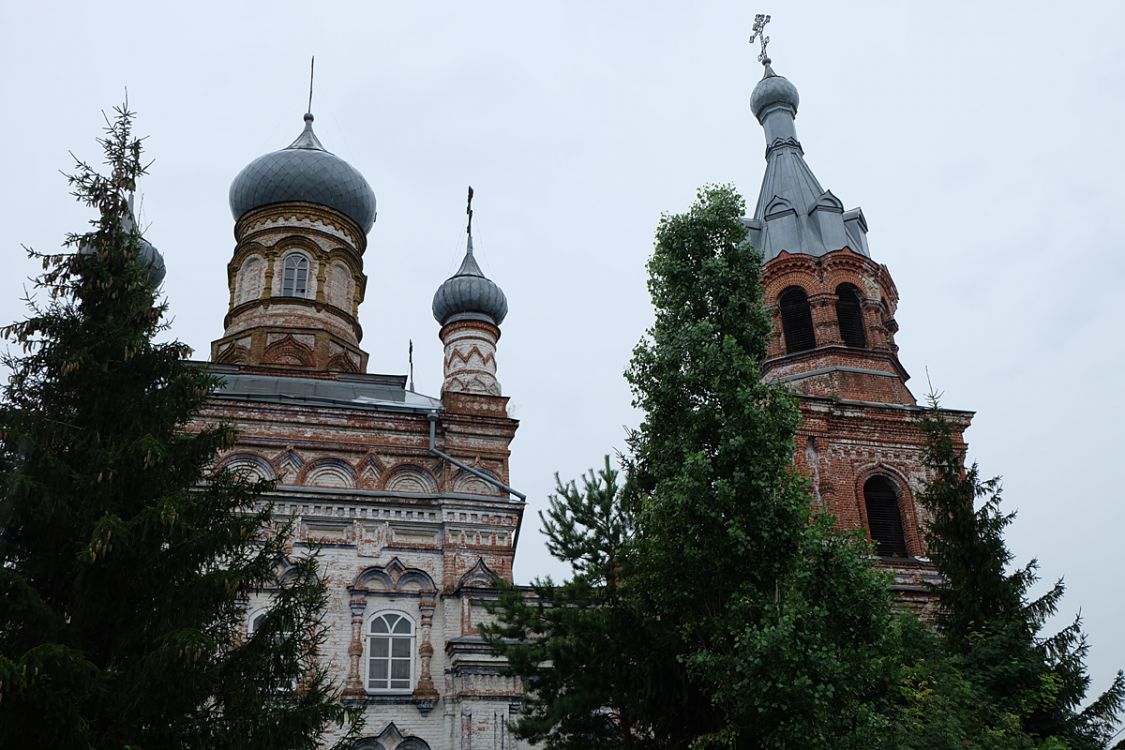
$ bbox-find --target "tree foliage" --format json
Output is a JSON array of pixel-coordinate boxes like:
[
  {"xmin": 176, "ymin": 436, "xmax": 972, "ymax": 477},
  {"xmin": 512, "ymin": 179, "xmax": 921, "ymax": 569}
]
[
  {"xmin": 488, "ymin": 185, "xmax": 900, "ymax": 749},
  {"xmin": 0, "ymin": 105, "xmax": 356, "ymax": 749},
  {"xmin": 916, "ymin": 397, "xmax": 1125, "ymax": 749}
]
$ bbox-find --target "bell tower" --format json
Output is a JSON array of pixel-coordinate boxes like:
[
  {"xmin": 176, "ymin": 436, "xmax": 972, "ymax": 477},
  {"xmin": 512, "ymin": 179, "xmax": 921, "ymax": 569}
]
[
  {"xmin": 210, "ymin": 112, "xmax": 376, "ymax": 372},
  {"xmin": 744, "ymin": 22, "xmax": 973, "ymax": 608}
]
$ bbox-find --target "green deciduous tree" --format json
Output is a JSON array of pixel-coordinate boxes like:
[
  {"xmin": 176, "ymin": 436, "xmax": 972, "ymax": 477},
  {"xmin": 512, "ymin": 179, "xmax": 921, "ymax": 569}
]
[
  {"xmin": 0, "ymin": 105, "xmax": 356, "ymax": 749},
  {"xmin": 488, "ymin": 185, "xmax": 901, "ymax": 750},
  {"xmin": 915, "ymin": 396, "xmax": 1125, "ymax": 749}
]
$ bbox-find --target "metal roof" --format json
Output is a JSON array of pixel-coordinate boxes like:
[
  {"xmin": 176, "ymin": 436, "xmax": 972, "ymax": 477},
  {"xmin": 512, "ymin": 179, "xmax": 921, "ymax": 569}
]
[
  {"xmin": 432, "ymin": 236, "xmax": 508, "ymax": 326},
  {"xmin": 745, "ymin": 64, "xmax": 871, "ymax": 263},
  {"xmin": 207, "ymin": 366, "xmax": 441, "ymax": 413},
  {"xmin": 228, "ymin": 113, "xmax": 377, "ymax": 233}
]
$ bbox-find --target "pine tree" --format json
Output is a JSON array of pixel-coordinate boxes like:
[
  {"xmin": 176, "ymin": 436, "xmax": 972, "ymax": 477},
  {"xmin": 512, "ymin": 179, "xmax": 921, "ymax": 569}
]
[
  {"xmin": 489, "ymin": 185, "xmax": 901, "ymax": 750},
  {"xmin": 486, "ymin": 459, "xmax": 652, "ymax": 748},
  {"xmin": 918, "ymin": 396, "xmax": 1125, "ymax": 749},
  {"xmin": 0, "ymin": 105, "xmax": 357, "ymax": 749}
]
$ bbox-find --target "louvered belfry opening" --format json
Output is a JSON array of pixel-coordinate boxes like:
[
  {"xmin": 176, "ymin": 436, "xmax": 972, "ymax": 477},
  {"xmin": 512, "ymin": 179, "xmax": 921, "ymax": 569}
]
[
  {"xmin": 864, "ymin": 475, "xmax": 907, "ymax": 557},
  {"xmin": 779, "ymin": 286, "xmax": 816, "ymax": 353},
  {"xmin": 835, "ymin": 283, "xmax": 867, "ymax": 347}
]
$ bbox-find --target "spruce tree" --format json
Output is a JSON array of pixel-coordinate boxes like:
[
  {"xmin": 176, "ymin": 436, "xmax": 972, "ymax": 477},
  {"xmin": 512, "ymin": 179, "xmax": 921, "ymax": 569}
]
[
  {"xmin": 489, "ymin": 185, "xmax": 900, "ymax": 750},
  {"xmin": 0, "ymin": 105, "xmax": 356, "ymax": 749},
  {"xmin": 918, "ymin": 396, "xmax": 1125, "ymax": 749}
]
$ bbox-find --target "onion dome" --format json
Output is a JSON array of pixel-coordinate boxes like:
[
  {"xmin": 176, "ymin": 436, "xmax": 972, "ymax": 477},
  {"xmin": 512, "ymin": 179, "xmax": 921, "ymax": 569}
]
[
  {"xmin": 750, "ymin": 63, "xmax": 800, "ymax": 123},
  {"xmin": 432, "ymin": 236, "xmax": 508, "ymax": 327},
  {"xmin": 229, "ymin": 113, "xmax": 377, "ymax": 232},
  {"xmin": 137, "ymin": 235, "xmax": 166, "ymax": 285},
  {"xmin": 79, "ymin": 197, "xmax": 166, "ymax": 285}
]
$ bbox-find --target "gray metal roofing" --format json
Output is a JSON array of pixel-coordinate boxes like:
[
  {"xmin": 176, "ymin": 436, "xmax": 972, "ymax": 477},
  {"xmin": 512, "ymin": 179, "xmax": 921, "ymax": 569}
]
[
  {"xmin": 209, "ymin": 369, "xmax": 441, "ymax": 413},
  {"xmin": 745, "ymin": 65, "xmax": 872, "ymax": 263},
  {"xmin": 228, "ymin": 114, "xmax": 377, "ymax": 233},
  {"xmin": 432, "ymin": 237, "xmax": 508, "ymax": 326}
]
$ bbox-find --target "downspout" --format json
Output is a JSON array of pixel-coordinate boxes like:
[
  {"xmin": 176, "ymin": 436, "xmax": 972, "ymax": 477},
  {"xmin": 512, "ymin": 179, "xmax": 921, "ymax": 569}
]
[{"xmin": 427, "ymin": 411, "xmax": 526, "ymax": 502}]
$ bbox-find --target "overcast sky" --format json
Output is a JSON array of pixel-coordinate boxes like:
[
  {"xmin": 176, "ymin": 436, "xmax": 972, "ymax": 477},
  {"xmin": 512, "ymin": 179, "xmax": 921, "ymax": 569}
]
[{"xmin": 2, "ymin": 0, "xmax": 1122, "ymax": 700}]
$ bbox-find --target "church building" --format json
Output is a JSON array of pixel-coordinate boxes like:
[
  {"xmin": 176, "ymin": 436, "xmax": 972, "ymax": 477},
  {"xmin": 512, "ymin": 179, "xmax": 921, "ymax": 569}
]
[
  {"xmin": 199, "ymin": 111, "xmax": 526, "ymax": 749},
  {"xmin": 192, "ymin": 41, "xmax": 971, "ymax": 749}
]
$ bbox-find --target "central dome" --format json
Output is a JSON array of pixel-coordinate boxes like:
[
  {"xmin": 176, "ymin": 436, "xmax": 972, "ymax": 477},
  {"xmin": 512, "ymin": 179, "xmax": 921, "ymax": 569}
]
[{"xmin": 229, "ymin": 114, "xmax": 377, "ymax": 233}]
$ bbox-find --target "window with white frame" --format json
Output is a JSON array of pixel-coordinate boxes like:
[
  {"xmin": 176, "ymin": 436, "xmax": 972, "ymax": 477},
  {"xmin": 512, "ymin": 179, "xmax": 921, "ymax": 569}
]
[
  {"xmin": 281, "ymin": 253, "xmax": 310, "ymax": 298},
  {"xmin": 248, "ymin": 608, "xmax": 297, "ymax": 691},
  {"xmin": 367, "ymin": 612, "xmax": 414, "ymax": 692},
  {"xmin": 248, "ymin": 609, "xmax": 268, "ymax": 636}
]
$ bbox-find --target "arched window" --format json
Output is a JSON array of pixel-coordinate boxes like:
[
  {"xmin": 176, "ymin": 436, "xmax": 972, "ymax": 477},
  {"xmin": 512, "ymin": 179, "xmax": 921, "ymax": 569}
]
[
  {"xmin": 863, "ymin": 475, "xmax": 907, "ymax": 558},
  {"xmin": 236, "ymin": 255, "xmax": 264, "ymax": 304},
  {"xmin": 367, "ymin": 613, "xmax": 414, "ymax": 692},
  {"xmin": 282, "ymin": 253, "xmax": 310, "ymax": 298},
  {"xmin": 248, "ymin": 608, "xmax": 298, "ymax": 690},
  {"xmin": 248, "ymin": 609, "xmax": 267, "ymax": 636},
  {"xmin": 779, "ymin": 286, "xmax": 816, "ymax": 353},
  {"xmin": 835, "ymin": 284, "xmax": 867, "ymax": 348}
]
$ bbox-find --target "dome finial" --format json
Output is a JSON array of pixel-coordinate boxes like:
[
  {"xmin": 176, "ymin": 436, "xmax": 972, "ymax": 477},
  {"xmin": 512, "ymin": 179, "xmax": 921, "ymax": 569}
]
[
  {"xmin": 749, "ymin": 13, "xmax": 772, "ymax": 68},
  {"xmin": 307, "ymin": 56, "xmax": 315, "ymax": 119}
]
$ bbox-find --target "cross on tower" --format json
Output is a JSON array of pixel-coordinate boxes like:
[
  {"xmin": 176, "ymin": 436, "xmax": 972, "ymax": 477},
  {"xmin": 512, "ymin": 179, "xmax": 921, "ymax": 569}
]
[
  {"xmin": 466, "ymin": 185, "xmax": 474, "ymax": 237},
  {"xmin": 749, "ymin": 13, "xmax": 772, "ymax": 65}
]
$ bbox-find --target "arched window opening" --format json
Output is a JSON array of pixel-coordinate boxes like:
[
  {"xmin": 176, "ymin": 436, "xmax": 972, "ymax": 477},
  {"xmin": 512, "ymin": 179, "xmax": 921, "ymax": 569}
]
[
  {"xmin": 836, "ymin": 284, "xmax": 867, "ymax": 348},
  {"xmin": 236, "ymin": 255, "xmax": 264, "ymax": 304},
  {"xmin": 864, "ymin": 475, "xmax": 907, "ymax": 558},
  {"xmin": 248, "ymin": 609, "xmax": 298, "ymax": 691},
  {"xmin": 282, "ymin": 254, "xmax": 309, "ymax": 298},
  {"xmin": 248, "ymin": 610, "xmax": 267, "ymax": 636},
  {"xmin": 367, "ymin": 613, "xmax": 414, "ymax": 692},
  {"xmin": 779, "ymin": 286, "xmax": 816, "ymax": 353}
]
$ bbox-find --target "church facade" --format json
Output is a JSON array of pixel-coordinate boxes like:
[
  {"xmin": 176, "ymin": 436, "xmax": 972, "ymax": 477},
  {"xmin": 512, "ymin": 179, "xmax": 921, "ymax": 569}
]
[
  {"xmin": 199, "ymin": 112, "xmax": 527, "ymax": 749},
  {"xmin": 192, "ymin": 50, "xmax": 970, "ymax": 749}
]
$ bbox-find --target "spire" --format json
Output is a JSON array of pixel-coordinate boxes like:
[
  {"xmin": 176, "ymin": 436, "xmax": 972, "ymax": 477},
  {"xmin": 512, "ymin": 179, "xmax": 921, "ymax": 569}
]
[{"xmin": 745, "ymin": 23, "xmax": 870, "ymax": 263}]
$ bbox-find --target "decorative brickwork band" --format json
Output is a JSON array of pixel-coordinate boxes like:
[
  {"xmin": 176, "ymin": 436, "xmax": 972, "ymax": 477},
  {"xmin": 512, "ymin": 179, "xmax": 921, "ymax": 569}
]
[{"xmin": 440, "ymin": 320, "xmax": 501, "ymax": 396}]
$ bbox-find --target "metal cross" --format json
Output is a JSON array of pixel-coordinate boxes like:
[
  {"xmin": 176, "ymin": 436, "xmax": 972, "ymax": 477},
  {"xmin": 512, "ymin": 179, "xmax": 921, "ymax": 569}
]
[
  {"xmin": 749, "ymin": 13, "xmax": 772, "ymax": 65},
  {"xmin": 466, "ymin": 185, "xmax": 474, "ymax": 237}
]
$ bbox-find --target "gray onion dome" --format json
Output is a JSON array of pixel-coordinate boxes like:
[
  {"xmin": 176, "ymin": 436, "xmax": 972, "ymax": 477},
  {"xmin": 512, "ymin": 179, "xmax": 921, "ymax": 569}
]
[
  {"xmin": 432, "ymin": 238, "xmax": 508, "ymax": 326},
  {"xmin": 750, "ymin": 63, "xmax": 800, "ymax": 123},
  {"xmin": 79, "ymin": 199, "xmax": 166, "ymax": 286},
  {"xmin": 229, "ymin": 113, "xmax": 377, "ymax": 233},
  {"xmin": 137, "ymin": 236, "xmax": 166, "ymax": 285}
]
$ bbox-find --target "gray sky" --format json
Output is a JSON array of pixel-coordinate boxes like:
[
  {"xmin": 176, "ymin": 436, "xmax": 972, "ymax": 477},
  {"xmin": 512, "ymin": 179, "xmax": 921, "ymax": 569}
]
[{"xmin": 2, "ymin": 1, "xmax": 1122, "ymax": 700}]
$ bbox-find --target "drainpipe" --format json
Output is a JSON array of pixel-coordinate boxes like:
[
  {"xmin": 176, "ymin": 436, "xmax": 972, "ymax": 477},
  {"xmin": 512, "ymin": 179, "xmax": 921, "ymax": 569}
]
[{"xmin": 427, "ymin": 411, "xmax": 526, "ymax": 502}]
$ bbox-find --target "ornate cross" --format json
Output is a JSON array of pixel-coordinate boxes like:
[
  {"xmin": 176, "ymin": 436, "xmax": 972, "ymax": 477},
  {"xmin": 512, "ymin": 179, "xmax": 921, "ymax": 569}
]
[{"xmin": 749, "ymin": 13, "xmax": 772, "ymax": 65}]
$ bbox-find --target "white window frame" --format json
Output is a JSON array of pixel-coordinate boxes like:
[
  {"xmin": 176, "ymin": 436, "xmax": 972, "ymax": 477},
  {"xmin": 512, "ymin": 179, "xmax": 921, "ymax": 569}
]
[
  {"xmin": 365, "ymin": 610, "xmax": 416, "ymax": 694},
  {"xmin": 248, "ymin": 608, "xmax": 269, "ymax": 636},
  {"xmin": 281, "ymin": 252, "xmax": 310, "ymax": 298},
  {"xmin": 247, "ymin": 607, "xmax": 298, "ymax": 691}
]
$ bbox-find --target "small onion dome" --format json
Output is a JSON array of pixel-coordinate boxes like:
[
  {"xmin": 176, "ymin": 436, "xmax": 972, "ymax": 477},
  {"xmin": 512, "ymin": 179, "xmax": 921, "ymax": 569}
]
[
  {"xmin": 228, "ymin": 113, "xmax": 377, "ymax": 233},
  {"xmin": 750, "ymin": 63, "xmax": 800, "ymax": 123},
  {"xmin": 432, "ymin": 238, "xmax": 508, "ymax": 326},
  {"xmin": 78, "ymin": 204, "xmax": 166, "ymax": 286},
  {"xmin": 137, "ymin": 236, "xmax": 166, "ymax": 285}
]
